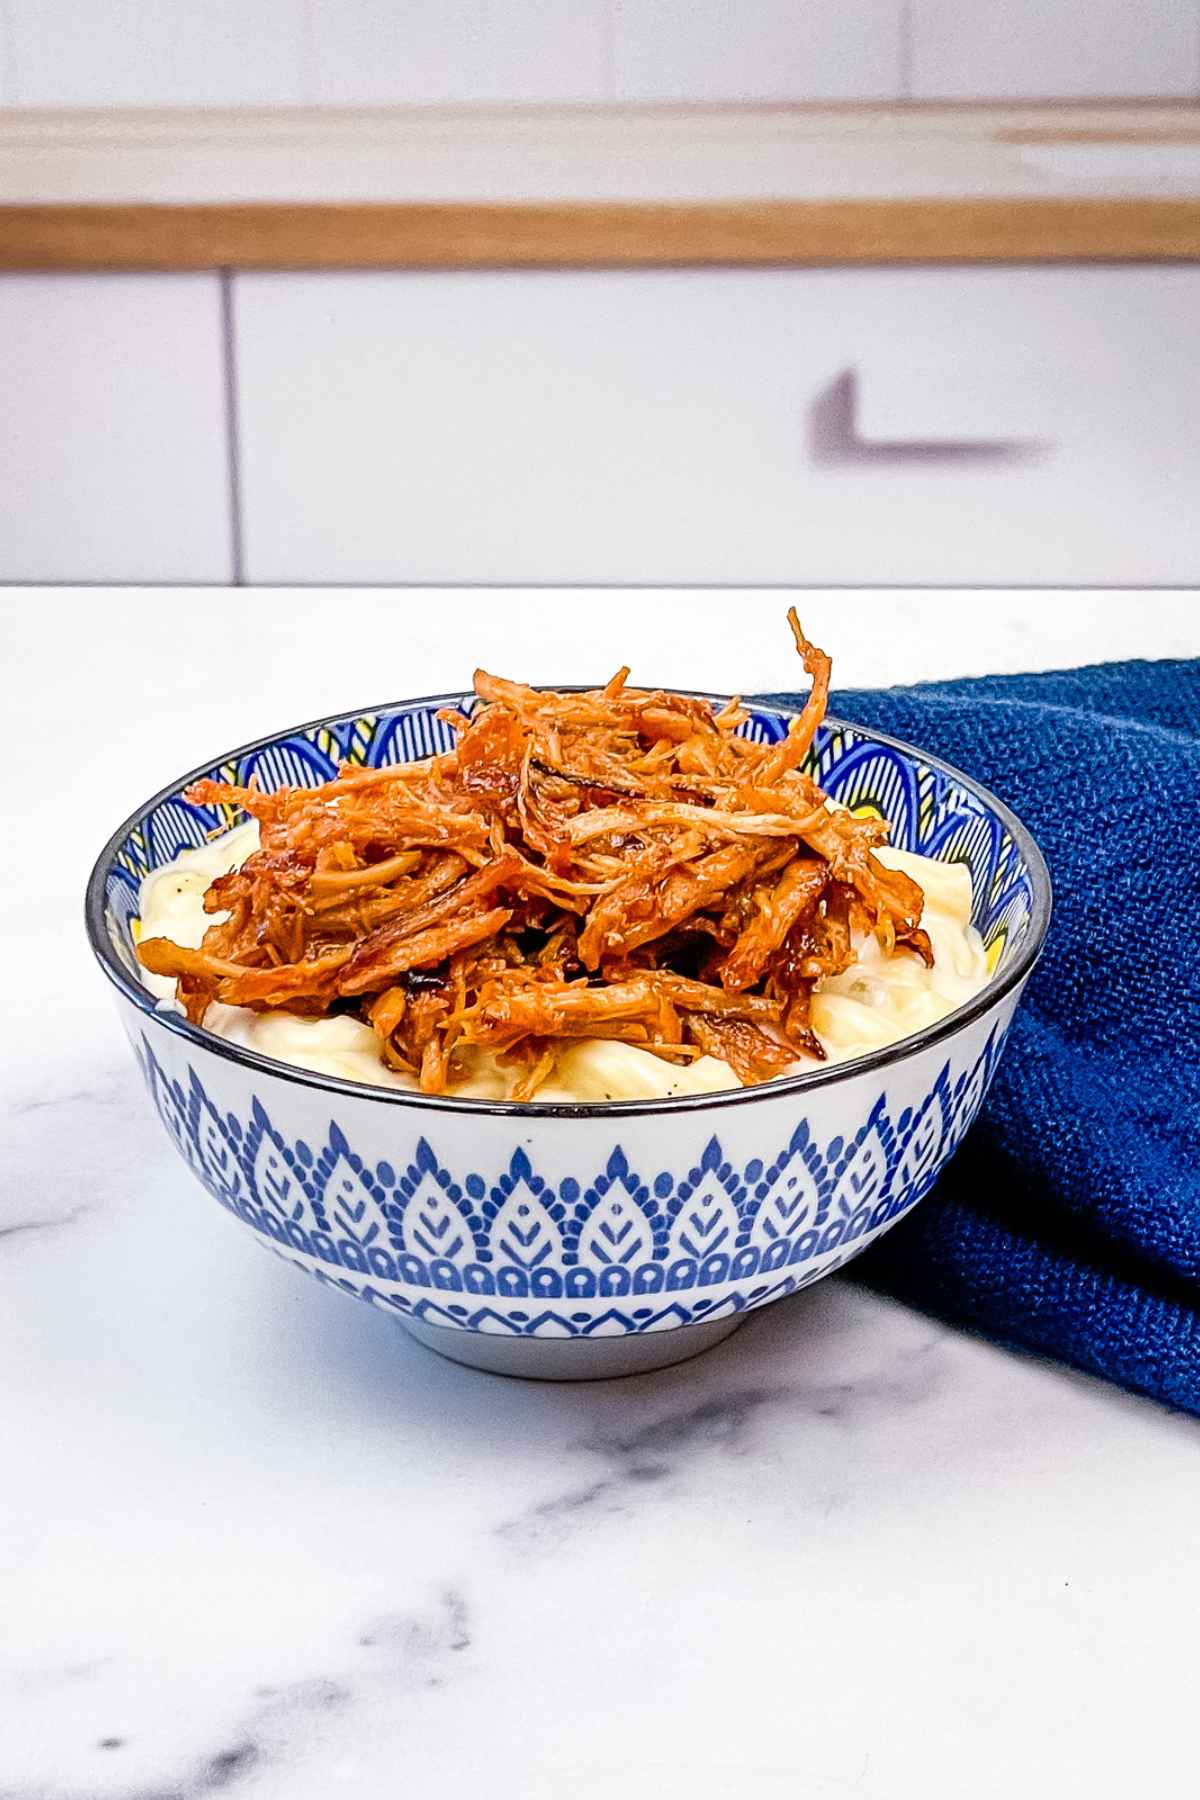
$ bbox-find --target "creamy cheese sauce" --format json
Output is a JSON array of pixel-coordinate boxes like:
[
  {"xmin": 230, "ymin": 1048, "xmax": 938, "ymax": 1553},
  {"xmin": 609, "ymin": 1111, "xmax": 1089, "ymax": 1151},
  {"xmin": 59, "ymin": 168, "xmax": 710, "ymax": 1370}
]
[
  {"xmin": 813, "ymin": 846, "xmax": 989, "ymax": 1062},
  {"xmin": 138, "ymin": 824, "xmax": 989, "ymax": 1100}
]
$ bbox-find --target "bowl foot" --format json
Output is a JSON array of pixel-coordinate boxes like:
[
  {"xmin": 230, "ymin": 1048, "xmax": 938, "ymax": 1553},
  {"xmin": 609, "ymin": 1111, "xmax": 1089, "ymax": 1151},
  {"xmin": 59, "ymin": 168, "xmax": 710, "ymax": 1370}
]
[{"xmin": 402, "ymin": 1314, "xmax": 743, "ymax": 1381}]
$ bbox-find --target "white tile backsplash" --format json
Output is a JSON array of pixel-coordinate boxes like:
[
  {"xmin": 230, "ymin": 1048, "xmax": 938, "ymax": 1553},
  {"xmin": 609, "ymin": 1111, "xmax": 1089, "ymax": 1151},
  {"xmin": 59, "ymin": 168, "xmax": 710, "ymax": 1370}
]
[
  {"xmin": 232, "ymin": 268, "xmax": 1200, "ymax": 587},
  {"xmin": 612, "ymin": 0, "xmax": 903, "ymax": 101},
  {"xmin": 911, "ymin": 0, "xmax": 1200, "ymax": 100},
  {"xmin": 8, "ymin": 0, "xmax": 309, "ymax": 107},
  {"xmin": 309, "ymin": 0, "xmax": 608, "ymax": 105},
  {"xmin": 3, "ymin": 0, "xmax": 1196, "ymax": 108},
  {"xmin": 0, "ymin": 275, "xmax": 231, "ymax": 582}
]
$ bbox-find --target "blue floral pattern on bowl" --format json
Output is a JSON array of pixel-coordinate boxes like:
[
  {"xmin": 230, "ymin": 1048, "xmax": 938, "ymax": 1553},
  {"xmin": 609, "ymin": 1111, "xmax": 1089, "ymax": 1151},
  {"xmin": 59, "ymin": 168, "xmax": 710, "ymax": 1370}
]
[{"xmin": 134, "ymin": 1016, "xmax": 1007, "ymax": 1341}]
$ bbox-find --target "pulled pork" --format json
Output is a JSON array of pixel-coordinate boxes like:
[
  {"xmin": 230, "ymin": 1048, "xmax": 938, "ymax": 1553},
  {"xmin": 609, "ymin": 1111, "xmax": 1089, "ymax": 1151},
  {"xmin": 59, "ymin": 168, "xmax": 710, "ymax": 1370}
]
[{"xmin": 138, "ymin": 613, "xmax": 930, "ymax": 1097}]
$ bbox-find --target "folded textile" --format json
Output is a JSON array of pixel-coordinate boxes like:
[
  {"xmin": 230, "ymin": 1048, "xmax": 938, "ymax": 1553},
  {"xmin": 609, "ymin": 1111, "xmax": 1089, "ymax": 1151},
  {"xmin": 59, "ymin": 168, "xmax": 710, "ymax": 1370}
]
[{"xmin": 763, "ymin": 657, "xmax": 1200, "ymax": 1415}]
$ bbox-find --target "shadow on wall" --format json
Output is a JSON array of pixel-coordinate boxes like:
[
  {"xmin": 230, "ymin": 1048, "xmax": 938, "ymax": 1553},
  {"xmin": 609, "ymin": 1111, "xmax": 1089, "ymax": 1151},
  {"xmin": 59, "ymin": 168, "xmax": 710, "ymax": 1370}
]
[{"xmin": 808, "ymin": 369, "xmax": 1049, "ymax": 468}]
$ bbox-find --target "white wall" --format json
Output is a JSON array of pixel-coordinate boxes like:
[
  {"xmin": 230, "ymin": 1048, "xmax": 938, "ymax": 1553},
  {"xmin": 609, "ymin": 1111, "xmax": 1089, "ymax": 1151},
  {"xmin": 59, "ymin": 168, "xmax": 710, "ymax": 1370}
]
[{"xmin": 1, "ymin": 0, "xmax": 1198, "ymax": 105}]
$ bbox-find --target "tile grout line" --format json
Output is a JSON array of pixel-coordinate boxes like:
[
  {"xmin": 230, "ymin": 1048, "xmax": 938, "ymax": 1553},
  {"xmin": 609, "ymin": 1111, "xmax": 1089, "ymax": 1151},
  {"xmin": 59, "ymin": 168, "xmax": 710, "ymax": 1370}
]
[
  {"xmin": 298, "ymin": 0, "xmax": 319, "ymax": 105},
  {"xmin": 219, "ymin": 269, "xmax": 246, "ymax": 588},
  {"xmin": 601, "ymin": 0, "xmax": 618, "ymax": 103},
  {"xmin": 1, "ymin": 0, "xmax": 17, "ymax": 105},
  {"xmin": 898, "ymin": 0, "xmax": 914, "ymax": 102}
]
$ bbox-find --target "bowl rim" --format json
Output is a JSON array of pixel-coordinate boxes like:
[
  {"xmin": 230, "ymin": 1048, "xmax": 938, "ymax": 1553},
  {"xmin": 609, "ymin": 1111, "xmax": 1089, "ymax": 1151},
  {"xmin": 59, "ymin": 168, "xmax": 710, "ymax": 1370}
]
[{"xmin": 85, "ymin": 688, "xmax": 1053, "ymax": 1120}]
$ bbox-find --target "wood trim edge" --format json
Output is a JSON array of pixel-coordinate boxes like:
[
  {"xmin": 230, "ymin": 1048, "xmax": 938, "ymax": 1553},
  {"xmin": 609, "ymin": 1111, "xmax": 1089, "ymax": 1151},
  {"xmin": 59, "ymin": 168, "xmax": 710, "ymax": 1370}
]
[{"xmin": 2, "ymin": 198, "xmax": 1199, "ymax": 269}]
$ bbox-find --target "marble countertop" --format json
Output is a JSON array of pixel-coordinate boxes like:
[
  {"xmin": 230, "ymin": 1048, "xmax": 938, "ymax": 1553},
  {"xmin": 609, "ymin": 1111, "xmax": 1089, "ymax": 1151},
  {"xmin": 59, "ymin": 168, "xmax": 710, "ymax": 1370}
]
[{"xmin": 3, "ymin": 589, "xmax": 1197, "ymax": 1800}]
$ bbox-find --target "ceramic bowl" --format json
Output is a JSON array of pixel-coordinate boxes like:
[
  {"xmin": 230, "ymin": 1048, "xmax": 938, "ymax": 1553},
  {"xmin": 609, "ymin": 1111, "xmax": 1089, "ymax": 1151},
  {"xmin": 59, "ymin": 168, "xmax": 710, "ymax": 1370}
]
[{"xmin": 87, "ymin": 693, "xmax": 1050, "ymax": 1380}]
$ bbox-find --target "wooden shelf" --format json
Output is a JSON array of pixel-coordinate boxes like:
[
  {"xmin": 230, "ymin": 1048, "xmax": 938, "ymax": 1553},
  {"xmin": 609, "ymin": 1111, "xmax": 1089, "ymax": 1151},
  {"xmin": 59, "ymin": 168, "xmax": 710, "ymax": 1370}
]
[
  {"xmin": 4, "ymin": 197, "xmax": 1199, "ymax": 269},
  {"xmin": 1, "ymin": 103, "xmax": 1198, "ymax": 268}
]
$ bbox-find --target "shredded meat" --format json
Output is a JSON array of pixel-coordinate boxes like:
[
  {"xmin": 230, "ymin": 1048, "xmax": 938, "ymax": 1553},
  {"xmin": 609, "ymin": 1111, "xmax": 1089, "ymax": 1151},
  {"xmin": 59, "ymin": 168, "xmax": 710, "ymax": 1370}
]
[{"xmin": 138, "ymin": 611, "xmax": 929, "ymax": 1098}]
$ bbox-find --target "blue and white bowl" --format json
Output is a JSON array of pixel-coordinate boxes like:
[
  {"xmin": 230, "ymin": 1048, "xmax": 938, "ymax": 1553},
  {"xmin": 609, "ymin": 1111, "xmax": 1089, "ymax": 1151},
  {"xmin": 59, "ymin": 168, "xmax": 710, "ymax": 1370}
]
[{"xmin": 86, "ymin": 694, "xmax": 1051, "ymax": 1380}]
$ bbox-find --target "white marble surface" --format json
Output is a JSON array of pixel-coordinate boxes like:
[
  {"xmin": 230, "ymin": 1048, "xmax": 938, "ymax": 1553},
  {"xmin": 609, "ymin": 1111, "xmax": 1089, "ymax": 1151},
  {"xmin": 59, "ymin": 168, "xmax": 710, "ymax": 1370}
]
[{"xmin": 3, "ymin": 589, "xmax": 1198, "ymax": 1800}]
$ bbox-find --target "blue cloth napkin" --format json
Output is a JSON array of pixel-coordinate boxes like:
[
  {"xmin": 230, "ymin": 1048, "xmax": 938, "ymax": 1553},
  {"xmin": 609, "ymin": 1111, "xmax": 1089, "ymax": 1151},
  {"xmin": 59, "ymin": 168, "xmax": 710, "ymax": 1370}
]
[{"xmin": 764, "ymin": 657, "xmax": 1200, "ymax": 1415}]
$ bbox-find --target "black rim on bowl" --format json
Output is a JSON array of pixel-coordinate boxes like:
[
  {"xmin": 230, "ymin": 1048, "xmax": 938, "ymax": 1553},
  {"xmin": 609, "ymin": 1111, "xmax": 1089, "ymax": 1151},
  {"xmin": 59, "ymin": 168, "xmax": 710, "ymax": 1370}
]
[{"xmin": 85, "ymin": 690, "xmax": 1053, "ymax": 1120}]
